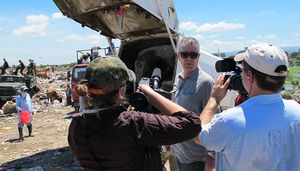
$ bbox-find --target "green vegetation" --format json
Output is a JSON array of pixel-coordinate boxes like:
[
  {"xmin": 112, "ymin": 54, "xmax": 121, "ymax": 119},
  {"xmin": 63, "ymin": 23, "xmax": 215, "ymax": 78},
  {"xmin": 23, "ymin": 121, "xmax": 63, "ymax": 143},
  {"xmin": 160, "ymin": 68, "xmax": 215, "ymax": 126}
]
[
  {"xmin": 286, "ymin": 66, "xmax": 300, "ymax": 83},
  {"xmin": 286, "ymin": 48, "xmax": 300, "ymax": 87},
  {"xmin": 284, "ymin": 49, "xmax": 300, "ymax": 100},
  {"xmin": 288, "ymin": 49, "xmax": 300, "ymax": 66}
]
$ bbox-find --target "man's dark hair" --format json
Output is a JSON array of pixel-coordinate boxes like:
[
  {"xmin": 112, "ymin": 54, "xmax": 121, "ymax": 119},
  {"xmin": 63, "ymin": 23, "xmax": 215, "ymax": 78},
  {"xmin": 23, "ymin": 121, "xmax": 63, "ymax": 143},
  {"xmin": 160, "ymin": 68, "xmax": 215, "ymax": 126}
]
[{"xmin": 243, "ymin": 61, "xmax": 286, "ymax": 92}]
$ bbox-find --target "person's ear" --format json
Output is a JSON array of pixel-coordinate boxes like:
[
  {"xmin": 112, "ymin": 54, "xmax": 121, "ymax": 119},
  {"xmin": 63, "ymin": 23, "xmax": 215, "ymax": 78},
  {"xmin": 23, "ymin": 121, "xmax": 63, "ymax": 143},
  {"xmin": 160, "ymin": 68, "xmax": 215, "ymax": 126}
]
[
  {"xmin": 246, "ymin": 71, "xmax": 253, "ymax": 79},
  {"xmin": 119, "ymin": 86, "xmax": 126, "ymax": 97}
]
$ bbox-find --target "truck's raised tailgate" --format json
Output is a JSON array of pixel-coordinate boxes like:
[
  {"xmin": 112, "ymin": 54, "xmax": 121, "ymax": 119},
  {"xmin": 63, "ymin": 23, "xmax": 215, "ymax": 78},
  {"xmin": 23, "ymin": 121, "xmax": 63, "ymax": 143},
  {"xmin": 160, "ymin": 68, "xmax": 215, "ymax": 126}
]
[{"xmin": 53, "ymin": 0, "xmax": 178, "ymax": 39}]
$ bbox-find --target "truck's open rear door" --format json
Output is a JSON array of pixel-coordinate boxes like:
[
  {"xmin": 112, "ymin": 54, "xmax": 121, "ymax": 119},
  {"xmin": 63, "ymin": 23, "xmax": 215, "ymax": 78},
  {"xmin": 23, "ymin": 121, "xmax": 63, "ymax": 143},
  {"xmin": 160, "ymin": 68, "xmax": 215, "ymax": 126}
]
[{"xmin": 53, "ymin": 0, "xmax": 178, "ymax": 40}]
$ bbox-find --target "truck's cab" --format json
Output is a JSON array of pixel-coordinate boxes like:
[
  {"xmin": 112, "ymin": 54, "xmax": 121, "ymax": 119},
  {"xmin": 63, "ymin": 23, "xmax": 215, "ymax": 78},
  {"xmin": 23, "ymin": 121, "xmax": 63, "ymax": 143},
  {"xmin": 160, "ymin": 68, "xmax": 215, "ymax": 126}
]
[
  {"xmin": 71, "ymin": 63, "xmax": 88, "ymax": 112},
  {"xmin": 0, "ymin": 75, "xmax": 25, "ymax": 107}
]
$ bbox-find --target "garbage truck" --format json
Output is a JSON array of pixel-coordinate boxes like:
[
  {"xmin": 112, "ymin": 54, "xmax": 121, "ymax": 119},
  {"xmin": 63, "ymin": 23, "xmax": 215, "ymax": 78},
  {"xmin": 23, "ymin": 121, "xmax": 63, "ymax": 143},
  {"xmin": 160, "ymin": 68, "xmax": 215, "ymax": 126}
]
[{"xmin": 53, "ymin": 0, "xmax": 237, "ymax": 109}]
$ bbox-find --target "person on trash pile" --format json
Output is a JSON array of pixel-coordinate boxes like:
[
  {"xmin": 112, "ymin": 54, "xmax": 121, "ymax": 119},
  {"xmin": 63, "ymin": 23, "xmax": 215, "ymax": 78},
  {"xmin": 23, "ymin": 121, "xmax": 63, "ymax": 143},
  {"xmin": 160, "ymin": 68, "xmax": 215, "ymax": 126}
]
[
  {"xmin": 68, "ymin": 56, "xmax": 202, "ymax": 171},
  {"xmin": 14, "ymin": 59, "xmax": 25, "ymax": 75},
  {"xmin": 1, "ymin": 58, "xmax": 9, "ymax": 75},
  {"xmin": 27, "ymin": 59, "xmax": 36, "ymax": 76}
]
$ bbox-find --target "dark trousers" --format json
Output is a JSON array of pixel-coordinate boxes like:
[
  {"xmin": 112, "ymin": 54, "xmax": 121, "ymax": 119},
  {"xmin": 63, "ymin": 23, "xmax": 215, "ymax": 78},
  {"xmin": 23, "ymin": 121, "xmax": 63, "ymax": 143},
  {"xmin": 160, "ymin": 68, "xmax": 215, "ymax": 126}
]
[
  {"xmin": 1, "ymin": 67, "xmax": 7, "ymax": 75},
  {"xmin": 15, "ymin": 67, "xmax": 24, "ymax": 75},
  {"xmin": 66, "ymin": 96, "xmax": 72, "ymax": 106}
]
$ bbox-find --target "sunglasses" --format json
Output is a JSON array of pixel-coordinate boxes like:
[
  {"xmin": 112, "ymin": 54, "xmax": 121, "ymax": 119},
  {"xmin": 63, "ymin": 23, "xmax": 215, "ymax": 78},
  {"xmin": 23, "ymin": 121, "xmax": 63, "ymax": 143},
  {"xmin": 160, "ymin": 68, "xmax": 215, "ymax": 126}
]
[{"xmin": 180, "ymin": 52, "xmax": 199, "ymax": 59}]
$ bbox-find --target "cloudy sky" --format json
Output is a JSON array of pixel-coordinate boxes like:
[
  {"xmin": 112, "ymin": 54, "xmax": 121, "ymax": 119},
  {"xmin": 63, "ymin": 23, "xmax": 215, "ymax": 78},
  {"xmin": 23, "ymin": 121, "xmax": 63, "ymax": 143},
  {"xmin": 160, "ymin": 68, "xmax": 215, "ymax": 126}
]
[{"xmin": 0, "ymin": 0, "xmax": 299, "ymax": 65}]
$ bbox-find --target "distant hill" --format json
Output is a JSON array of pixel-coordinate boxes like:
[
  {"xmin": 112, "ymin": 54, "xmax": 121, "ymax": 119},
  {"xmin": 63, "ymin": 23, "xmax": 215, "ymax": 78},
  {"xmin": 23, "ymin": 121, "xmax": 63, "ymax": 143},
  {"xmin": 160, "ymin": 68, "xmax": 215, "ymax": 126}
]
[
  {"xmin": 221, "ymin": 46, "xmax": 300, "ymax": 57},
  {"xmin": 281, "ymin": 47, "xmax": 300, "ymax": 53}
]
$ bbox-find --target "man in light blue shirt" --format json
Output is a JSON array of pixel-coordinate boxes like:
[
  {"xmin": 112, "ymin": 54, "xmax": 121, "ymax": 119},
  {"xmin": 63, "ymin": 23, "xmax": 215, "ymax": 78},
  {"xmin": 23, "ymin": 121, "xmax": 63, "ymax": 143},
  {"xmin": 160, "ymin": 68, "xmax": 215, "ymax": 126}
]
[
  {"xmin": 196, "ymin": 42, "xmax": 300, "ymax": 171},
  {"xmin": 16, "ymin": 85, "xmax": 33, "ymax": 141}
]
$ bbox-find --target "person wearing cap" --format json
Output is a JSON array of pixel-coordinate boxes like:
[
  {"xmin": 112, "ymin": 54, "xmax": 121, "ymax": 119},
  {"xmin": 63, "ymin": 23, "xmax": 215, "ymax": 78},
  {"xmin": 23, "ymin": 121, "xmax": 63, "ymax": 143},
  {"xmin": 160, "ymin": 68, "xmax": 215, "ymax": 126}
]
[
  {"xmin": 27, "ymin": 59, "xmax": 36, "ymax": 76},
  {"xmin": 81, "ymin": 54, "xmax": 90, "ymax": 64},
  {"xmin": 14, "ymin": 60, "xmax": 25, "ymax": 75},
  {"xmin": 170, "ymin": 36, "xmax": 217, "ymax": 171},
  {"xmin": 195, "ymin": 42, "xmax": 300, "ymax": 171},
  {"xmin": 67, "ymin": 56, "xmax": 202, "ymax": 171},
  {"xmin": 90, "ymin": 46, "xmax": 101, "ymax": 61},
  {"xmin": 16, "ymin": 85, "xmax": 33, "ymax": 141},
  {"xmin": 1, "ymin": 58, "xmax": 9, "ymax": 75}
]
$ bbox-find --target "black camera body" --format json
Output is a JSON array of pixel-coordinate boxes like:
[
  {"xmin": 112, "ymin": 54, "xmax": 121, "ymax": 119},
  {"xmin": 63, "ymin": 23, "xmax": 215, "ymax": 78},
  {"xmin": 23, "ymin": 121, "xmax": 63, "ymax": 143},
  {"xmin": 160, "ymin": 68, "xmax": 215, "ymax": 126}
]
[
  {"xmin": 215, "ymin": 58, "xmax": 248, "ymax": 97},
  {"xmin": 126, "ymin": 68, "xmax": 163, "ymax": 113}
]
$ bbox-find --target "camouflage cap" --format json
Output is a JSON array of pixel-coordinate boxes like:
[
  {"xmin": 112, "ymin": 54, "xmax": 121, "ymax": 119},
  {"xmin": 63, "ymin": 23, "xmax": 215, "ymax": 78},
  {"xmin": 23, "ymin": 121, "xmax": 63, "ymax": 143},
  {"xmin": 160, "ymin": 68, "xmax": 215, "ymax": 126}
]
[{"xmin": 85, "ymin": 56, "xmax": 135, "ymax": 94}]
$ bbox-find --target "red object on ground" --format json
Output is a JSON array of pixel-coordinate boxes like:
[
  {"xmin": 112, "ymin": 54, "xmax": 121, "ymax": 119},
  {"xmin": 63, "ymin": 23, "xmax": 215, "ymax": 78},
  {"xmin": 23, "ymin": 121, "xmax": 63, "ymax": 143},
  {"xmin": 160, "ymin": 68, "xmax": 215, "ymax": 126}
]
[{"xmin": 20, "ymin": 111, "xmax": 30, "ymax": 124}]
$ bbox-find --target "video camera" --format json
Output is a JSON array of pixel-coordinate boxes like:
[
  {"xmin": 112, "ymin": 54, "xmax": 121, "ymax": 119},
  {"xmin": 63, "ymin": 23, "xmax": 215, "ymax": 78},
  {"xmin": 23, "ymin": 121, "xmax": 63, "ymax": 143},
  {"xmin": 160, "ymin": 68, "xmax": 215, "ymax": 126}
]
[
  {"xmin": 126, "ymin": 67, "xmax": 169, "ymax": 113},
  {"xmin": 215, "ymin": 58, "xmax": 248, "ymax": 97}
]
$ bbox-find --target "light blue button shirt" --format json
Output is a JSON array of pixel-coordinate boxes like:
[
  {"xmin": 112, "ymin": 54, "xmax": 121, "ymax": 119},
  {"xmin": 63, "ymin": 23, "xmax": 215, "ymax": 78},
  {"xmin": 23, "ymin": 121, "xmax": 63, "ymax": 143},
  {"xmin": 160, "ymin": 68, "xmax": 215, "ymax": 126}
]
[{"xmin": 200, "ymin": 93, "xmax": 300, "ymax": 171}]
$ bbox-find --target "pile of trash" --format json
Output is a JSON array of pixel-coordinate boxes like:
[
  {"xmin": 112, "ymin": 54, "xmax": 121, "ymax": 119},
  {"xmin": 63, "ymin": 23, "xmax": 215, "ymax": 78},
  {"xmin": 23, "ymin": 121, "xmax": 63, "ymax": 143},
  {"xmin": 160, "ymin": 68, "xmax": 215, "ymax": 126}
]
[
  {"xmin": 0, "ymin": 66, "xmax": 71, "ymax": 115},
  {"xmin": 0, "ymin": 65, "xmax": 84, "ymax": 170}
]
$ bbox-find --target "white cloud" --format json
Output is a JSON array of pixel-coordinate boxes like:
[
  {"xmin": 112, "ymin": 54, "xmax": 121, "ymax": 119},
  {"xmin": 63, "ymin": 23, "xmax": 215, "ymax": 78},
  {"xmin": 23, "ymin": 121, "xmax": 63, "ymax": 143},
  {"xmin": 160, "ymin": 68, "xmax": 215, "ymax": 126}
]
[
  {"xmin": 208, "ymin": 34, "xmax": 221, "ymax": 39},
  {"xmin": 295, "ymin": 33, "xmax": 300, "ymax": 37},
  {"xmin": 56, "ymin": 38, "xmax": 64, "ymax": 42},
  {"xmin": 65, "ymin": 34, "xmax": 99, "ymax": 41},
  {"xmin": 193, "ymin": 34, "xmax": 206, "ymax": 40},
  {"xmin": 200, "ymin": 39, "xmax": 247, "ymax": 53},
  {"xmin": 180, "ymin": 21, "xmax": 245, "ymax": 33},
  {"xmin": 180, "ymin": 21, "xmax": 199, "ymax": 31},
  {"xmin": 13, "ymin": 14, "xmax": 49, "ymax": 36},
  {"xmin": 236, "ymin": 36, "xmax": 245, "ymax": 40},
  {"xmin": 256, "ymin": 34, "xmax": 277, "ymax": 39},
  {"xmin": 197, "ymin": 22, "xmax": 245, "ymax": 32},
  {"xmin": 65, "ymin": 34, "xmax": 86, "ymax": 41},
  {"xmin": 52, "ymin": 12, "xmax": 65, "ymax": 19}
]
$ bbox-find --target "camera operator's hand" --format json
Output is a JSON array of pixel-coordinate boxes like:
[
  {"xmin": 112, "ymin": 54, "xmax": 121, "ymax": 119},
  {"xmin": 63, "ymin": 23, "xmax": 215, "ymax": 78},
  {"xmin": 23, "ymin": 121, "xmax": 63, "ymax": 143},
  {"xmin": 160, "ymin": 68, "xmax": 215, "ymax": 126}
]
[
  {"xmin": 199, "ymin": 74, "xmax": 231, "ymax": 126},
  {"xmin": 137, "ymin": 85, "xmax": 186, "ymax": 115},
  {"xmin": 137, "ymin": 84, "xmax": 154, "ymax": 95},
  {"xmin": 211, "ymin": 74, "xmax": 231, "ymax": 104}
]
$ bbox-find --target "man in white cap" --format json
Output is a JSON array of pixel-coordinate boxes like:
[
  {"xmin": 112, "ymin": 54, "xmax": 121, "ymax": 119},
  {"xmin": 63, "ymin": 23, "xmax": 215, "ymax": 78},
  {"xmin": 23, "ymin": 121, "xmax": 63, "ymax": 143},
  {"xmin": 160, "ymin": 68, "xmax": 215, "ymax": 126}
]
[{"xmin": 195, "ymin": 42, "xmax": 300, "ymax": 171}]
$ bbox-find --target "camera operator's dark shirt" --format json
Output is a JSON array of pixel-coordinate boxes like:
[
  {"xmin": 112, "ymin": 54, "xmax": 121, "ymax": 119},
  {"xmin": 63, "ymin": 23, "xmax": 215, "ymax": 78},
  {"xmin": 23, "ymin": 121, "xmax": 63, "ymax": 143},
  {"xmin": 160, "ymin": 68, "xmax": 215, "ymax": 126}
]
[{"xmin": 68, "ymin": 106, "xmax": 201, "ymax": 171}]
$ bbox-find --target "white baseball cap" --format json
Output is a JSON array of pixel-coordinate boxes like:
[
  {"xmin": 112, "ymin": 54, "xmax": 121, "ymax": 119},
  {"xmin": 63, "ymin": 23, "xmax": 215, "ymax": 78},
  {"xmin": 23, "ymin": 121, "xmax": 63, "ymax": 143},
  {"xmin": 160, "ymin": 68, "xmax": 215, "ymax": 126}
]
[{"xmin": 234, "ymin": 42, "xmax": 288, "ymax": 77}]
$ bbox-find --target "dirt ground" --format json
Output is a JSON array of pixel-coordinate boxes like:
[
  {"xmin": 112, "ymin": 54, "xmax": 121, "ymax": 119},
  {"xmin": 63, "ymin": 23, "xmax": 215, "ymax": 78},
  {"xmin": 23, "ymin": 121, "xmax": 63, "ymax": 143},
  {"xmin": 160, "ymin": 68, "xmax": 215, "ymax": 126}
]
[{"xmin": 0, "ymin": 105, "xmax": 83, "ymax": 171}]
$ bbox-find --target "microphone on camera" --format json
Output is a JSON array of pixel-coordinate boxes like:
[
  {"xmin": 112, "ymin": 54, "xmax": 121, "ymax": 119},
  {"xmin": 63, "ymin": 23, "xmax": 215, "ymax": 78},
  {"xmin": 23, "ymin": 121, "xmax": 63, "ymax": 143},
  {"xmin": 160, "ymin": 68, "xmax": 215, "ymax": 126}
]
[{"xmin": 151, "ymin": 68, "xmax": 162, "ymax": 90}]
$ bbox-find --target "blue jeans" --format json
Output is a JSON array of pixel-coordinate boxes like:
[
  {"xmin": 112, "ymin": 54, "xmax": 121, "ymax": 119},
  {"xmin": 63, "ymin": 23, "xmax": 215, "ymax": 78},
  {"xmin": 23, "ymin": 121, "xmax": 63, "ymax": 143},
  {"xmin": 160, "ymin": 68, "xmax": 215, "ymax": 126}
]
[{"xmin": 176, "ymin": 159, "xmax": 205, "ymax": 171}]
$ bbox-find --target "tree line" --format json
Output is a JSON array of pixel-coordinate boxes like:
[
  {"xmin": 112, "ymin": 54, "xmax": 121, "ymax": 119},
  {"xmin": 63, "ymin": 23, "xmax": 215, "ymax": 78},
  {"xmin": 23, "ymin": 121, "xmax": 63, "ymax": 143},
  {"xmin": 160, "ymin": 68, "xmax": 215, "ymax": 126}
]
[{"xmin": 288, "ymin": 48, "xmax": 300, "ymax": 66}]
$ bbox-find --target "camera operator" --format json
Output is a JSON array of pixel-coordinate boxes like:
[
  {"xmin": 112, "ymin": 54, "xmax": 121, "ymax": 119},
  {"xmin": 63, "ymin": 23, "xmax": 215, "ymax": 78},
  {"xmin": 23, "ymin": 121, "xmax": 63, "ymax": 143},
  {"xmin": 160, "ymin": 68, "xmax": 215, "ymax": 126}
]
[
  {"xmin": 68, "ymin": 56, "xmax": 202, "ymax": 171},
  {"xmin": 196, "ymin": 42, "xmax": 300, "ymax": 171}
]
